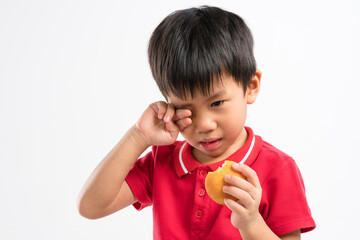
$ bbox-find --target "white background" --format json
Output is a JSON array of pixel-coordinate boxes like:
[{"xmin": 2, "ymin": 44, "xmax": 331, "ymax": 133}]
[{"xmin": 1, "ymin": 0, "xmax": 359, "ymax": 239}]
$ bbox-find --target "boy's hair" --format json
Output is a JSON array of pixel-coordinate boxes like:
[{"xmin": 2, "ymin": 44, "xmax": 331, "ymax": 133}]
[{"xmin": 148, "ymin": 6, "xmax": 256, "ymax": 99}]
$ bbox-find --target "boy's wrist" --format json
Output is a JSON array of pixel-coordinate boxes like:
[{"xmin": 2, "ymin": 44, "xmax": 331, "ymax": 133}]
[
  {"xmin": 238, "ymin": 212, "xmax": 262, "ymax": 233},
  {"xmin": 238, "ymin": 213, "xmax": 280, "ymax": 240},
  {"xmin": 128, "ymin": 125, "xmax": 152, "ymax": 150}
]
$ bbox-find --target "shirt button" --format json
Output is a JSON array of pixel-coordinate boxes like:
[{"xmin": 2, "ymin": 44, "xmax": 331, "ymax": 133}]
[
  {"xmin": 199, "ymin": 169, "xmax": 207, "ymax": 177},
  {"xmin": 198, "ymin": 188, "xmax": 205, "ymax": 197},
  {"xmin": 195, "ymin": 209, "xmax": 203, "ymax": 219}
]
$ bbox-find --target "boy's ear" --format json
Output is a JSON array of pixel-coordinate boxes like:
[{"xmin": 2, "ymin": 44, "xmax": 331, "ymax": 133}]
[{"xmin": 246, "ymin": 69, "xmax": 262, "ymax": 104}]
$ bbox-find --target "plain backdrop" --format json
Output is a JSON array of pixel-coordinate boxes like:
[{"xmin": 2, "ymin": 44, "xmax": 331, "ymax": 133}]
[{"xmin": 1, "ymin": 0, "xmax": 359, "ymax": 239}]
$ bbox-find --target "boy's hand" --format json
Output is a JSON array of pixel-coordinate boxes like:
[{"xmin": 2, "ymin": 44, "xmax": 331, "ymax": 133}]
[
  {"xmin": 223, "ymin": 163, "xmax": 263, "ymax": 232},
  {"xmin": 134, "ymin": 101, "xmax": 192, "ymax": 146}
]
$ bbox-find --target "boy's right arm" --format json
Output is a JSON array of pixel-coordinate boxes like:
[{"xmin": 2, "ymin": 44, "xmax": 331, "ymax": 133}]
[{"xmin": 77, "ymin": 101, "xmax": 192, "ymax": 219}]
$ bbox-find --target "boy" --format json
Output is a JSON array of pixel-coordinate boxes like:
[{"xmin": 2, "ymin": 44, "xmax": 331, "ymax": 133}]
[{"xmin": 77, "ymin": 6, "xmax": 316, "ymax": 240}]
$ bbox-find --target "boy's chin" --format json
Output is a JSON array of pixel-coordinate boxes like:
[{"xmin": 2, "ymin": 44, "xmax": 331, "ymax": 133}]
[{"xmin": 191, "ymin": 147, "xmax": 226, "ymax": 164}]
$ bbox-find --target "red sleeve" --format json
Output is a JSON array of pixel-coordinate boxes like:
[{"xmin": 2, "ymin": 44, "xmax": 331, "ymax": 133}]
[
  {"xmin": 125, "ymin": 146, "xmax": 157, "ymax": 211},
  {"xmin": 259, "ymin": 157, "xmax": 316, "ymax": 236}
]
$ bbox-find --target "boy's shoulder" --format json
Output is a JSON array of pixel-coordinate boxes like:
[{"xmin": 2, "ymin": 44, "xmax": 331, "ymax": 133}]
[
  {"xmin": 254, "ymin": 138, "xmax": 299, "ymax": 178},
  {"xmin": 259, "ymin": 140, "xmax": 292, "ymax": 160},
  {"xmin": 150, "ymin": 141, "xmax": 184, "ymax": 159}
]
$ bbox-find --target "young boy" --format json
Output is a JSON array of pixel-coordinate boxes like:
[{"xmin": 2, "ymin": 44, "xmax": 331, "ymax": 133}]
[{"xmin": 78, "ymin": 6, "xmax": 316, "ymax": 240}]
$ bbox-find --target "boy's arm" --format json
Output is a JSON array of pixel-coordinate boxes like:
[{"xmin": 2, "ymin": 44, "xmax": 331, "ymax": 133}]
[
  {"xmin": 77, "ymin": 102, "xmax": 192, "ymax": 219},
  {"xmin": 77, "ymin": 126, "xmax": 148, "ymax": 219},
  {"xmin": 236, "ymin": 216, "xmax": 300, "ymax": 240},
  {"xmin": 223, "ymin": 163, "xmax": 301, "ymax": 240}
]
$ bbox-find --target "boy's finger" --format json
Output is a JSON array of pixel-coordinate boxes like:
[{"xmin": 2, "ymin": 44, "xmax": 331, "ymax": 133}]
[
  {"xmin": 232, "ymin": 163, "xmax": 261, "ymax": 190},
  {"xmin": 223, "ymin": 185, "xmax": 253, "ymax": 208},
  {"xmin": 224, "ymin": 173, "xmax": 253, "ymax": 195},
  {"xmin": 163, "ymin": 103, "xmax": 175, "ymax": 123},
  {"xmin": 152, "ymin": 101, "xmax": 167, "ymax": 119},
  {"xmin": 172, "ymin": 109, "xmax": 192, "ymax": 121},
  {"xmin": 165, "ymin": 118, "xmax": 179, "ymax": 137},
  {"xmin": 225, "ymin": 164, "xmax": 261, "ymax": 202},
  {"xmin": 176, "ymin": 118, "xmax": 192, "ymax": 130},
  {"xmin": 224, "ymin": 197, "xmax": 245, "ymax": 215}
]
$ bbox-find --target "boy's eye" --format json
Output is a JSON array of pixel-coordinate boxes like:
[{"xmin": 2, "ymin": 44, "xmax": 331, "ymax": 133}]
[{"xmin": 211, "ymin": 100, "xmax": 224, "ymax": 107}]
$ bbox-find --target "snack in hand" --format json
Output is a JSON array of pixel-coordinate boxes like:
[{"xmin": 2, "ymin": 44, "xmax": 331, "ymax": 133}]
[{"xmin": 205, "ymin": 160, "xmax": 246, "ymax": 205}]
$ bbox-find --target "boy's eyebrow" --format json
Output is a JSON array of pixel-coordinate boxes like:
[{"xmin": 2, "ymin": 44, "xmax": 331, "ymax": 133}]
[
  {"xmin": 174, "ymin": 103, "xmax": 192, "ymax": 109},
  {"xmin": 207, "ymin": 90, "xmax": 226, "ymax": 101}
]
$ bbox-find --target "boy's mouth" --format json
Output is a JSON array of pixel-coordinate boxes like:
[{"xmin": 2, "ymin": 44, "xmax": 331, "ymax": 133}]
[{"xmin": 199, "ymin": 138, "xmax": 221, "ymax": 151}]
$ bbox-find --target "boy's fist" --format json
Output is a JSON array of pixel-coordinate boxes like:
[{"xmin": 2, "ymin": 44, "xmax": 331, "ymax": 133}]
[
  {"xmin": 223, "ymin": 163, "xmax": 262, "ymax": 231},
  {"xmin": 135, "ymin": 101, "xmax": 192, "ymax": 147}
]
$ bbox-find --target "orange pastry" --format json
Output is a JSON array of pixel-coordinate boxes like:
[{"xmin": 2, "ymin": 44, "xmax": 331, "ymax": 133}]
[{"xmin": 205, "ymin": 160, "xmax": 246, "ymax": 205}]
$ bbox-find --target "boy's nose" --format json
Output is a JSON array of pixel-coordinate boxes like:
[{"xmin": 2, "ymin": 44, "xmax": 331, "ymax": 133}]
[{"xmin": 193, "ymin": 114, "xmax": 217, "ymax": 133}]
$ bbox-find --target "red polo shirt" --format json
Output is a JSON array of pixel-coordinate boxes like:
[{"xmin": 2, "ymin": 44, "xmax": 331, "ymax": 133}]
[{"xmin": 125, "ymin": 127, "xmax": 315, "ymax": 239}]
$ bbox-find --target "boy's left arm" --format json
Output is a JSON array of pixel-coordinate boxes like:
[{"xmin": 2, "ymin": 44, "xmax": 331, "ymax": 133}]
[{"xmin": 223, "ymin": 163, "xmax": 300, "ymax": 240}]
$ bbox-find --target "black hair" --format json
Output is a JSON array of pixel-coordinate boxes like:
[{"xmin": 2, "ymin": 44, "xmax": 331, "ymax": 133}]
[{"xmin": 148, "ymin": 5, "xmax": 256, "ymax": 99}]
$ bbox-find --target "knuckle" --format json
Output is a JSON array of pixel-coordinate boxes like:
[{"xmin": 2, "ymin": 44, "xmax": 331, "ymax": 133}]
[
  {"xmin": 166, "ymin": 104, "xmax": 175, "ymax": 113},
  {"xmin": 158, "ymin": 101, "xmax": 167, "ymax": 108}
]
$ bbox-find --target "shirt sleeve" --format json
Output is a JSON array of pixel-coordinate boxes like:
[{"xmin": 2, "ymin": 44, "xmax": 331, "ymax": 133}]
[
  {"xmin": 125, "ymin": 147, "xmax": 156, "ymax": 211},
  {"xmin": 259, "ymin": 157, "xmax": 316, "ymax": 236}
]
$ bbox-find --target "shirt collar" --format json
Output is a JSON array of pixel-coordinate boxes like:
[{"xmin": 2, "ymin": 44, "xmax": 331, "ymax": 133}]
[{"xmin": 174, "ymin": 126, "xmax": 262, "ymax": 177}]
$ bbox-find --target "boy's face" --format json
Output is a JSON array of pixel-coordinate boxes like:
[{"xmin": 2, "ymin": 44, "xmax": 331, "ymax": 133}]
[{"xmin": 168, "ymin": 71, "xmax": 261, "ymax": 164}]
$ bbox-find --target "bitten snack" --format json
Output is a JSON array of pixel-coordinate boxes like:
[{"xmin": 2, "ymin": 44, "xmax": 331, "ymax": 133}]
[{"xmin": 205, "ymin": 160, "xmax": 246, "ymax": 205}]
